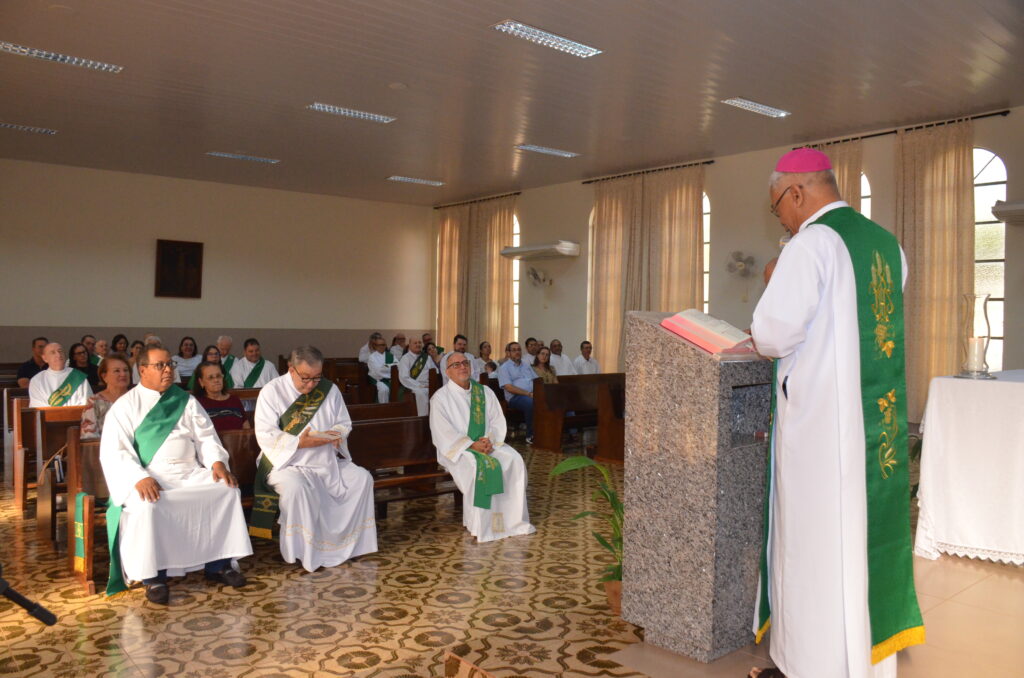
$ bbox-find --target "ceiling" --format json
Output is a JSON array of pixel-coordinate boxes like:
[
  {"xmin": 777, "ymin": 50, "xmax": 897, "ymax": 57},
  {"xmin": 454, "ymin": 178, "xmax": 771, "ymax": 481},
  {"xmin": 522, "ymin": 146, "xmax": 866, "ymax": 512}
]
[{"xmin": 1, "ymin": 0, "xmax": 1022, "ymax": 206}]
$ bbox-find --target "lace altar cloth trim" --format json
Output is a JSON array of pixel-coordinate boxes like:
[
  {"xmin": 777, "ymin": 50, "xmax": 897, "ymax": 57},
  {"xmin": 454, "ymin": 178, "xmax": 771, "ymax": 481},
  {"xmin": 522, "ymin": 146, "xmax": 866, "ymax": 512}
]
[{"xmin": 925, "ymin": 541, "xmax": 1024, "ymax": 566}]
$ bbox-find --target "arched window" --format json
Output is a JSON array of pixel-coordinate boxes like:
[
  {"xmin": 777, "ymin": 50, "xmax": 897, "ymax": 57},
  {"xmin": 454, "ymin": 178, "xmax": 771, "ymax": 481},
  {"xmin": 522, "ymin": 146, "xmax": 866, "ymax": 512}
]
[
  {"xmin": 860, "ymin": 173, "xmax": 872, "ymax": 220},
  {"xmin": 512, "ymin": 214, "xmax": 521, "ymax": 341},
  {"xmin": 973, "ymin": 148, "xmax": 1006, "ymax": 371},
  {"xmin": 702, "ymin": 192, "xmax": 710, "ymax": 313}
]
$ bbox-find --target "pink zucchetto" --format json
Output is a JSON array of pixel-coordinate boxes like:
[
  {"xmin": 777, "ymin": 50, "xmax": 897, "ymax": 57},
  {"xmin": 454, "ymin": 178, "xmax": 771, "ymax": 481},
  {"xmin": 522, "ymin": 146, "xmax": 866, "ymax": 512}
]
[{"xmin": 775, "ymin": 147, "xmax": 832, "ymax": 173}]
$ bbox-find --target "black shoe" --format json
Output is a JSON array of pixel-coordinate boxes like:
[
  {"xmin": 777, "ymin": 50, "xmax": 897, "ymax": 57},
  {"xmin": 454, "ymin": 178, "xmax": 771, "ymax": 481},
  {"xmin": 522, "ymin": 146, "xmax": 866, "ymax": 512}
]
[
  {"xmin": 205, "ymin": 568, "xmax": 247, "ymax": 588},
  {"xmin": 145, "ymin": 583, "xmax": 169, "ymax": 605},
  {"xmin": 525, "ymin": 436, "xmax": 534, "ymax": 445}
]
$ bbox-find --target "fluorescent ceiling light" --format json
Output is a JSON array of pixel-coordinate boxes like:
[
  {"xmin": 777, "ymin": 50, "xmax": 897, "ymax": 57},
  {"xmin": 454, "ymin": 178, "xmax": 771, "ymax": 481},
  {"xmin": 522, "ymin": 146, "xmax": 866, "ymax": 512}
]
[
  {"xmin": 515, "ymin": 144, "xmax": 580, "ymax": 158},
  {"xmin": 0, "ymin": 40, "xmax": 123, "ymax": 73},
  {"xmin": 206, "ymin": 151, "xmax": 280, "ymax": 164},
  {"xmin": 307, "ymin": 102, "xmax": 395, "ymax": 124},
  {"xmin": 493, "ymin": 20, "xmax": 602, "ymax": 58},
  {"xmin": 0, "ymin": 121, "xmax": 57, "ymax": 135},
  {"xmin": 388, "ymin": 175, "xmax": 444, "ymax": 186},
  {"xmin": 721, "ymin": 97, "xmax": 790, "ymax": 118}
]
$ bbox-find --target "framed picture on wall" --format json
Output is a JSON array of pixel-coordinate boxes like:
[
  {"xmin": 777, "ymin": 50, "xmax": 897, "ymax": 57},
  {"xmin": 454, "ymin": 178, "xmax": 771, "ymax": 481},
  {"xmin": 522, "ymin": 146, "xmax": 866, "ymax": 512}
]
[{"xmin": 155, "ymin": 239, "xmax": 203, "ymax": 298}]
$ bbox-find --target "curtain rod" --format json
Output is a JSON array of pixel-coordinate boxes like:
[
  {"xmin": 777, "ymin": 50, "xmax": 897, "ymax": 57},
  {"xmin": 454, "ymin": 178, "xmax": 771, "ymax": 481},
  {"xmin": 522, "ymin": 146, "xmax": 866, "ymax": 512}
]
[
  {"xmin": 581, "ymin": 159, "xmax": 715, "ymax": 185},
  {"xmin": 796, "ymin": 109, "xmax": 1011, "ymax": 149},
  {"xmin": 433, "ymin": 191, "xmax": 521, "ymax": 210}
]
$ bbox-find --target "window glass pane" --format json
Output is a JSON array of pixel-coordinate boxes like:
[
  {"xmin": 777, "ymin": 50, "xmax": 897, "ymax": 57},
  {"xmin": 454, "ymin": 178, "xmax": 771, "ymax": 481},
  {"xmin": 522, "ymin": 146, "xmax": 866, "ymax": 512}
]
[
  {"xmin": 861, "ymin": 197, "xmax": 871, "ymax": 221},
  {"xmin": 513, "ymin": 215, "xmax": 520, "ymax": 234},
  {"xmin": 703, "ymin": 243, "xmax": 711, "ymax": 269},
  {"xmin": 702, "ymin": 193, "xmax": 710, "ymax": 213},
  {"xmin": 975, "ymin": 222, "xmax": 1006, "ymax": 260},
  {"xmin": 512, "ymin": 234, "xmax": 520, "ymax": 247},
  {"xmin": 702, "ymin": 215, "xmax": 710, "ymax": 242},
  {"xmin": 986, "ymin": 339, "xmax": 1003, "ymax": 372},
  {"xmin": 974, "ymin": 262, "xmax": 1004, "ymax": 297},
  {"xmin": 860, "ymin": 173, "xmax": 871, "ymax": 197},
  {"xmin": 984, "ymin": 299, "xmax": 1003, "ymax": 338},
  {"xmin": 703, "ymin": 272, "xmax": 710, "ymax": 298},
  {"xmin": 974, "ymin": 183, "xmax": 1007, "ymax": 222},
  {"xmin": 513, "ymin": 304, "xmax": 519, "ymax": 328},
  {"xmin": 512, "ymin": 259, "xmax": 520, "ymax": 279},
  {"xmin": 703, "ymin": 301, "xmax": 709, "ymax": 313},
  {"xmin": 513, "ymin": 282, "xmax": 519, "ymax": 304},
  {"xmin": 973, "ymin": 148, "xmax": 1007, "ymax": 183}
]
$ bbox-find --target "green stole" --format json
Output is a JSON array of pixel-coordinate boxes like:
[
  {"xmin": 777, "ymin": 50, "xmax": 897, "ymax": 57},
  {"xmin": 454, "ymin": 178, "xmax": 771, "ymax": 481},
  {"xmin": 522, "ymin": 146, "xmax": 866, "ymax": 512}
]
[
  {"xmin": 187, "ymin": 363, "xmax": 233, "ymax": 391},
  {"xmin": 755, "ymin": 207, "xmax": 924, "ymax": 662},
  {"xmin": 249, "ymin": 378, "xmax": 333, "ymax": 540},
  {"xmin": 409, "ymin": 351, "xmax": 428, "ymax": 380},
  {"xmin": 464, "ymin": 380, "xmax": 503, "ymax": 510},
  {"xmin": 242, "ymin": 358, "xmax": 266, "ymax": 388},
  {"xmin": 89, "ymin": 354, "xmax": 101, "ymax": 367},
  {"xmin": 105, "ymin": 385, "xmax": 190, "ymax": 595},
  {"xmin": 222, "ymin": 355, "xmax": 236, "ymax": 375},
  {"xmin": 48, "ymin": 369, "xmax": 87, "ymax": 406}
]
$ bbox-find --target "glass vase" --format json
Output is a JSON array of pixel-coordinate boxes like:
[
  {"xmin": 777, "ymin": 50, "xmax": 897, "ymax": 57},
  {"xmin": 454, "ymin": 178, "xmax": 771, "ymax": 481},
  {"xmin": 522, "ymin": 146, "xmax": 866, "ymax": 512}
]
[{"xmin": 957, "ymin": 293, "xmax": 995, "ymax": 379}]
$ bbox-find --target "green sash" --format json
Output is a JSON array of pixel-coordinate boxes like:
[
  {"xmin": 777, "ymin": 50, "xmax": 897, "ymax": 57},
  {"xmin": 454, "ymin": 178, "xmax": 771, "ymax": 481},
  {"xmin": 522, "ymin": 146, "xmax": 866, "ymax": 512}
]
[
  {"xmin": 90, "ymin": 354, "xmax": 101, "ymax": 366},
  {"xmin": 222, "ymin": 355, "xmax": 236, "ymax": 374},
  {"xmin": 105, "ymin": 385, "xmax": 189, "ymax": 595},
  {"xmin": 409, "ymin": 351, "xmax": 428, "ymax": 380},
  {"xmin": 243, "ymin": 358, "xmax": 266, "ymax": 388},
  {"xmin": 48, "ymin": 369, "xmax": 87, "ymax": 406},
  {"xmin": 187, "ymin": 363, "xmax": 233, "ymax": 391},
  {"xmin": 73, "ymin": 491, "xmax": 88, "ymax": 575},
  {"xmin": 465, "ymin": 380, "xmax": 503, "ymax": 510},
  {"xmin": 755, "ymin": 207, "xmax": 923, "ymax": 662},
  {"xmin": 249, "ymin": 378, "xmax": 333, "ymax": 540},
  {"xmin": 366, "ymin": 351, "xmax": 395, "ymax": 387}
]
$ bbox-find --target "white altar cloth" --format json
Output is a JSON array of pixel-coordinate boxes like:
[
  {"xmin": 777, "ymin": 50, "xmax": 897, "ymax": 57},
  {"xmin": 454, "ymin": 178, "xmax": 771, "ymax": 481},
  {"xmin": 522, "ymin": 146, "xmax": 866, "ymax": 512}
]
[{"xmin": 915, "ymin": 369, "xmax": 1024, "ymax": 564}]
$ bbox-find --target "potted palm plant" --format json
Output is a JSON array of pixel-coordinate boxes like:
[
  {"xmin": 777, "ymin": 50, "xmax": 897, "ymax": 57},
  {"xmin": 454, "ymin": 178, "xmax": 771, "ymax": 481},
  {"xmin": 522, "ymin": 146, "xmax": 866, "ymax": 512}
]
[{"xmin": 550, "ymin": 455, "xmax": 623, "ymax": 615}]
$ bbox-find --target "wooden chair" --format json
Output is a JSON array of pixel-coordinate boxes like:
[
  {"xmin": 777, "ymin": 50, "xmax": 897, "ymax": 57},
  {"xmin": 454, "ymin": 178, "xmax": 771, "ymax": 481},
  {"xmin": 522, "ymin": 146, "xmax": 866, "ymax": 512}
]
[{"xmin": 595, "ymin": 381, "xmax": 625, "ymax": 464}]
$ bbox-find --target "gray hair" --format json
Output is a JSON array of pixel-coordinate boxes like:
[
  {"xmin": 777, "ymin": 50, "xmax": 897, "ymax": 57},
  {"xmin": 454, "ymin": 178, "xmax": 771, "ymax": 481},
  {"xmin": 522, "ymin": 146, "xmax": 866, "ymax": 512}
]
[
  {"xmin": 145, "ymin": 335, "xmax": 163, "ymax": 347},
  {"xmin": 137, "ymin": 343, "xmax": 168, "ymax": 366},
  {"xmin": 368, "ymin": 331, "xmax": 383, "ymax": 342},
  {"xmin": 289, "ymin": 345, "xmax": 324, "ymax": 367},
  {"xmin": 217, "ymin": 335, "xmax": 233, "ymax": 344},
  {"xmin": 769, "ymin": 169, "xmax": 840, "ymax": 196}
]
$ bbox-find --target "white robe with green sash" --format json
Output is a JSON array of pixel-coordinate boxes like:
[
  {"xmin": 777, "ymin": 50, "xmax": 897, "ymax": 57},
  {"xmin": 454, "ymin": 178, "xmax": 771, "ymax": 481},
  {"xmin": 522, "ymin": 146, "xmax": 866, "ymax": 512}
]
[
  {"xmin": 367, "ymin": 350, "xmax": 395, "ymax": 404},
  {"xmin": 398, "ymin": 350, "xmax": 435, "ymax": 416},
  {"xmin": 98, "ymin": 385, "xmax": 252, "ymax": 583},
  {"xmin": 230, "ymin": 357, "xmax": 279, "ymax": 389},
  {"xmin": 429, "ymin": 379, "xmax": 535, "ymax": 543},
  {"xmin": 751, "ymin": 201, "xmax": 913, "ymax": 678},
  {"xmin": 254, "ymin": 374, "xmax": 377, "ymax": 571},
  {"xmin": 28, "ymin": 367, "xmax": 93, "ymax": 407}
]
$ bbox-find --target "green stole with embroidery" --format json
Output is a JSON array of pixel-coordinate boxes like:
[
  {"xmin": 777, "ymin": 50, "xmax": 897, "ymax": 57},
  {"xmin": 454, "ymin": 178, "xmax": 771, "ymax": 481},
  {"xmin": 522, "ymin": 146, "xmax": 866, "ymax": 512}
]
[
  {"xmin": 105, "ymin": 385, "xmax": 190, "ymax": 595},
  {"xmin": 48, "ymin": 369, "xmax": 87, "ymax": 406},
  {"xmin": 409, "ymin": 351, "xmax": 428, "ymax": 380},
  {"xmin": 242, "ymin": 358, "xmax": 266, "ymax": 388},
  {"xmin": 755, "ymin": 207, "xmax": 924, "ymax": 662},
  {"xmin": 464, "ymin": 380, "xmax": 503, "ymax": 510},
  {"xmin": 249, "ymin": 378, "xmax": 333, "ymax": 540}
]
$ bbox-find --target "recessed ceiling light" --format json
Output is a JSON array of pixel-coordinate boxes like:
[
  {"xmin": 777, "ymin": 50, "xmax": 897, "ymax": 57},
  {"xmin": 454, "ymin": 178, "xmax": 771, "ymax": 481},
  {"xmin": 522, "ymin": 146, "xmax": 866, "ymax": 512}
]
[
  {"xmin": 0, "ymin": 121, "xmax": 58, "ymax": 135},
  {"xmin": 493, "ymin": 20, "xmax": 602, "ymax": 58},
  {"xmin": 721, "ymin": 97, "xmax": 790, "ymax": 118},
  {"xmin": 388, "ymin": 175, "xmax": 444, "ymax": 186},
  {"xmin": 206, "ymin": 151, "xmax": 280, "ymax": 164},
  {"xmin": 0, "ymin": 40, "xmax": 123, "ymax": 73},
  {"xmin": 307, "ymin": 102, "xmax": 395, "ymax": 124},
  {"xmin": 515, "ymin": 144, "xmax": 580, "ymax": 158}
]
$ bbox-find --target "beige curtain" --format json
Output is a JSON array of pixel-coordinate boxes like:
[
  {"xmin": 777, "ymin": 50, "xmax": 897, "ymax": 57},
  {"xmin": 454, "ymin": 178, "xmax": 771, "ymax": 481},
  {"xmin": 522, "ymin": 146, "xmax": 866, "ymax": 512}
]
[
  {"xmin": 895, "ymin": 121, "xmax": 974, "ymax": 422},
  {"xmin": 435, "ymin": 196, "xmax": 516, "ymax": 351},
  {"xmin": 813, "ymin": 139, "xmax": 863, "ymax": 211},
  {"xmin": 588, "ymin": 165, "xmax": 705, "ymax": 371}
]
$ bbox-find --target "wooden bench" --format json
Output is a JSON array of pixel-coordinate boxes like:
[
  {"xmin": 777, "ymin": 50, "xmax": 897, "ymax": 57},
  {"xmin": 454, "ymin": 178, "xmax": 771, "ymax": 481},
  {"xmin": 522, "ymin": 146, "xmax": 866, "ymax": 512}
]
[
  {"xmin": 13, "ymin": 400, "xmax": 88, "ymax": 515},
  {"xmin": 479, "ymin": 373, "xmax": 525, "ymax": 433},
  {"xmin": 326, "ymin": 360, "xmax": 375, "ymax": 404},
  {"xmin": 349, "ymin": 398, "xmax": 417, "ymax": 421},
  {"xmin": 0, "ymin": 361, "xmax": 23, "ymax": 382},
  {"xmin": 532, "ymin": 373, "xmax": 626, "ymax": 453},
  {"xmin": 595, "ymin": 380, "xmax": 625, "ymax": 464},
  {"xmin": 4, "ymin": 386, "xmax": 28, "ymax": 436}
]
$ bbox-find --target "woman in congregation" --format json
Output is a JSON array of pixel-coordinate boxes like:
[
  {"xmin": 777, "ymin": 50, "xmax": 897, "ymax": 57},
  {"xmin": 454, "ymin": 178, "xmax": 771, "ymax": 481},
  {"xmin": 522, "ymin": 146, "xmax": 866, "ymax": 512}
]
[
  {"xmin": 173, "ymin": 336, "xmax": 201, "ymax": 379},
  {"xmin": 474, "ymin": 341, "xmax": 493, "ymax": 376},
  {"xmin": 424, "ymin": 342, "xmax": 443, "ymax": 371},
  {"xmin": 80, "ymin": 353, "xmax": 132, "ymax": 440},
  {"xmin": 187, "ymin": 344, "xmax": 229, "ymax": 389},
  {"xmin": 192, "ymin": 361, "xmax": 247, "ymax": 432},
  {"xmin": 111, "ymin": 333, "xmax": 129, "ymax": 354},
  {"xmin": 68, "ymin": 342, "xmax": 102, "ymax": 392},
  {"xmin": 532, "ymin": 346, "xmax": 558, "ymax": 384}
]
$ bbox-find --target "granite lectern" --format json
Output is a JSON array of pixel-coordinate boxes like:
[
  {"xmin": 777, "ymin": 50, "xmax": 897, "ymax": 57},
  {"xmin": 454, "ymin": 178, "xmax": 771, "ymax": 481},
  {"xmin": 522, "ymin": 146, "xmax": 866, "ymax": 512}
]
[{"xmin": 621, "ymin": 311, "xmax": 771, "ymax": 661}]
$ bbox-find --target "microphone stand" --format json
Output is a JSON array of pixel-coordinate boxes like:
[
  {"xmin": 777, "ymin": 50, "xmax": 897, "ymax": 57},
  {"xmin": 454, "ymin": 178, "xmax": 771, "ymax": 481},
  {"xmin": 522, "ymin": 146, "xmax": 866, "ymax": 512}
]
[{"xmin": 0, "ymin": 564, "xmax": 56, "ymax": 626}]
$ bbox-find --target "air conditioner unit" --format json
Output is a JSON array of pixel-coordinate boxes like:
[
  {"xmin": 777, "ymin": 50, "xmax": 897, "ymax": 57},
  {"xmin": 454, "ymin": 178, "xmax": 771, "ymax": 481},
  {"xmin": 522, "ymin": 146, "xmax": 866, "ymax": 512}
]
[{"xmin": 500, "ymin": 240, "xmax": 580, "ymax": 260}]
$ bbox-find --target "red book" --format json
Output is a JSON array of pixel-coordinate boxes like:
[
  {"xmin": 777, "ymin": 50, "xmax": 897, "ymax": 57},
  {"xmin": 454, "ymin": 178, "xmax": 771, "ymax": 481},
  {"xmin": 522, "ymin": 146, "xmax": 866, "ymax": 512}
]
[{"xmin": 660, "ymin": 310, "xmax": 756, "ymax": 356}]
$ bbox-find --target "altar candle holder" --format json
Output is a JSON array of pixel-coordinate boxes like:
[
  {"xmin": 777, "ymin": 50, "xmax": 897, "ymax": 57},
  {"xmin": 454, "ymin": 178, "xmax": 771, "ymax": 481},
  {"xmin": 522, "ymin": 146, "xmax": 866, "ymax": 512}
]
[{"xmin": 956, "ymin": 293, "xmax": 996, "ymax": 380}]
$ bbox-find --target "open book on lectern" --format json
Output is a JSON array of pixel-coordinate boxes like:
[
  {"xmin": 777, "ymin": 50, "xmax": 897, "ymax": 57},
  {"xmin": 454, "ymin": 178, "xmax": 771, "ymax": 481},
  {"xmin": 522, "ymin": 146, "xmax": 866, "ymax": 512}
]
[{"xmin": 660, "ymin": 309, "xmax": 756, "ymax": 357}]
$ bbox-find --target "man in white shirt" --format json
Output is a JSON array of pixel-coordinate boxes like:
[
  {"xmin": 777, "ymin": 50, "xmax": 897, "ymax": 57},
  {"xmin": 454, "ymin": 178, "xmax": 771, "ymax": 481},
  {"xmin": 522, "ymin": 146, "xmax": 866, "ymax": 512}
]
[
  {"xmin": 390, "ymin": 333, "xmax": 407, "ymax": 361},
  {"xmin": 366, "ymin": 335, "xmax": 397, "ymax": 403},
  {"xmin": 217, "ymin": 335, "xmax": 237, "ymax": 376},
  {"xmin": 573, "ymin": 341, "xmax": 601, "ymax": 375},
  {"xmin": 439, "ymin": 334, "xmax": 479, "ymax": 383},
  {"xmin": 229, "ymin": 338, "xmax": 279, "ymax": 388},
  {"xmin": 548, "ymin": 339, "xmax": 576, "ymax": 376},
  {"xmin": 358, "ymin": 332, "xmax": 383, "ymax": 364},
  {"xmin": 398, "ymin": 337, "xmax": 436, "ymax": 415},
  {"xmin": 28, "ymin": 342, "xmax": 93, "ymax": 407}
]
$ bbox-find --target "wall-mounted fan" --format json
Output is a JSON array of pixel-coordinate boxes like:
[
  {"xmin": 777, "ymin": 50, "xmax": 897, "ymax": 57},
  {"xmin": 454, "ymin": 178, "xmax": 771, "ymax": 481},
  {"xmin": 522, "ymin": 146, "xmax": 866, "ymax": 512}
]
[
  {"xmin": 725, "ymin": 251, "xmax": 756, "ymax": 278},
  {"xmin": 527, "ymin": 266, "xmax": 552, "ymax": 287}
]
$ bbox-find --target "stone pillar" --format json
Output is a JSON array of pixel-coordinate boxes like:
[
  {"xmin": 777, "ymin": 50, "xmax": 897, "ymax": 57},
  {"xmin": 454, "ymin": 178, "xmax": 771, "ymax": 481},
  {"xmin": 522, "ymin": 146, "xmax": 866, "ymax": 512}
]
[{"xmin": 621, "ymin": 311, "xmax": 772, "ymax": 662}]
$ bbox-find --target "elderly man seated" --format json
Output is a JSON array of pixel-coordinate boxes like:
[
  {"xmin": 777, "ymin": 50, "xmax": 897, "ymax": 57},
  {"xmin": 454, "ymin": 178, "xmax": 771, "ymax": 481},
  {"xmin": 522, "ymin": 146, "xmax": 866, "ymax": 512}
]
[
  {"xmin": 430, "ymin": 351, "xmax": 535, "ymax": 542},
  {"xmin": 366, "ymin": 335, "xmax": 398, "ymax": 404},
  {"xmin": 99, "ymin": 344, "xmax": 252, "ymax": 604},
  {"xmin": 28, "ymin": 342, "xmax": 93, "ymax": 407},
  {"xmin": 252, "ymin": 346, "xmax": 377, "ymax": 571},
  {"xmin": 548, "ymin": 339, "xmax": 576, "ymax": 376},
  {"xmin": 229, "ymin": 338, "xmax": 278, "ymax": 388},
  {"xmin": 358, "ymin": 332, "xmax": 383, "ymax": 364},
  {"xmin": 398, "ymin": 336, "xmax": 436, "ymax": 415},
  {"xmin": 217, "ymin": 335, "xmax": 237, "ymax": 375}
]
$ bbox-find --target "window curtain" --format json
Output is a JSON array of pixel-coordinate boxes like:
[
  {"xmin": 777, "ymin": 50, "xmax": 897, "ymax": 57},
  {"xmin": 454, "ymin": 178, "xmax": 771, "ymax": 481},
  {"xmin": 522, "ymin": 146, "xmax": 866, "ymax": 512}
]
[
  {"xmin": 895, "ymin": 121, "xmax": 974, "ymax": 422},
  {"xmin": 812, "ymin": 139, "xmax": 863, "ymax": 211},
  {"xmin": 436, "ymin": 195, "xmax": 516, "ymax": 352},
  {"xmin": 588, "ymin": 165, "xmax": 705, "ymax": 371}
]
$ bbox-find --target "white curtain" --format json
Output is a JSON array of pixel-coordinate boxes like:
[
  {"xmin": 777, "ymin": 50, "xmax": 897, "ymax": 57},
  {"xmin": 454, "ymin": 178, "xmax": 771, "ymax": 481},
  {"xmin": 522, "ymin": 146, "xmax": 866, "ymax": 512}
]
[{"xmin": 812, "ymin": 139, "xmax": 863, "ymax": 211}]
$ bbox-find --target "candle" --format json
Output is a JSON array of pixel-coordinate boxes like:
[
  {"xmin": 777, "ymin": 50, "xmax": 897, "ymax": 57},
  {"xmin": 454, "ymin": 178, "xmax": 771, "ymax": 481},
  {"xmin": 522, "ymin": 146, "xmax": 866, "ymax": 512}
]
[{"xmin": 966, "ymin": 337, "xmax": 987, "ymax": 372}]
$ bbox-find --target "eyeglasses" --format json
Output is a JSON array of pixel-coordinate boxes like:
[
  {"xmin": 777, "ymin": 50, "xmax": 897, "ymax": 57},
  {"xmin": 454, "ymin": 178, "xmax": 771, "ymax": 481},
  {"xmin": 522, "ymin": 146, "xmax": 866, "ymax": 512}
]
[
  {"xmin": 447, "ymin": 360, "xmax": 471, "ymax": 370},
  {"xmin": 294, "ymin": 372, "xmax": 323, "ymax": 384},
  {"xmin": 144, "ymin": 362, "xmax": 174, "ymax": 371},
  {"xmin": 770, "ymin": 185, "xmax": 794, "ymax": 217}
]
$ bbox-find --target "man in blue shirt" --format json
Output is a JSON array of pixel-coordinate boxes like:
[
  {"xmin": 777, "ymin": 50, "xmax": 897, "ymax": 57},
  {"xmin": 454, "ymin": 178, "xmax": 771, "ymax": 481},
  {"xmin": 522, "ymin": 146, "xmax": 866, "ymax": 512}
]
[{"xmin": 496, "ymin": 341, "xmax": 536, "ymax": 444}]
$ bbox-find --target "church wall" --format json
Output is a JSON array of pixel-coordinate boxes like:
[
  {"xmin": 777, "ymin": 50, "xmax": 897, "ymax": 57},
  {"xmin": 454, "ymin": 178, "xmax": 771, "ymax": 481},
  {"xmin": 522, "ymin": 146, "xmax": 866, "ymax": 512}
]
[{"xmin": 0, "ymin": 158, "xmax": 434, "ymax": 362}]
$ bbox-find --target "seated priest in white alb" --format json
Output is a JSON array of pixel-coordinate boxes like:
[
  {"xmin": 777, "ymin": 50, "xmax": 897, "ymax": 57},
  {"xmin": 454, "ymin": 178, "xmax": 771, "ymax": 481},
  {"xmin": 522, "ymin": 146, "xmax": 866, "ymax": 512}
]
[
  {"xmin": 252, "ymin": 346, "xmax": 378, "ymax": 571},
  {"xmin": 548, "ymin": 339, "xmax": 577, "ymax": 376},
  {"xmin": 390, "ymin": 333, "xmax": 407, "ymax": 360},
  {"xmin": 440, "ymin": 334, "xmax": 479, "ymax": 384},
  {"xmin": 573, "ymin": 340, "xmax": 601, "ymax": 375},
  {"xmin": 99, "ymin": 345, "xmax": 252, "ymax": 604},
  {"xmin": 229, "ymin": 338, "xmax": 279, "ymax": 388},
  {"xmin": 429, "ymin": 352, "xmax": 535, "ymax": 543},
  {"xmin": 366, "ymin": 335, "xmax": 397, "ymax": 404},
  {"xmin": 398, "ymin": 336, "xmax": 436, "ymax": 416},
  {"xmin": 28, "ymin": 342, "xmax": 93, "ymax": 407},
  {"xmin": 217, "ymin": 335, "xmax": 237, "ymax": 376},
  {"xmin": 132, "ymin": 336, "xmax": 181, "ymax": 384},
  {"xmin": 358, "ymin": 331, "xmax": 383, "ymax": 364}
]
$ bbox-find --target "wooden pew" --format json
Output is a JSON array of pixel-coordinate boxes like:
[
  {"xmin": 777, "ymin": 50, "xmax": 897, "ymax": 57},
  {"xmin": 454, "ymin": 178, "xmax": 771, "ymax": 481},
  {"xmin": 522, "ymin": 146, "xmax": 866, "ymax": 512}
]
[
  {"xmin": 13, "ymin": 400, "xmax": 88, "ymax": 514},
  {"xmin": 0, "ymin": 362, "xmax": 23, "ymax": 382},
  {"xmin": 532, "ymin": 373, "xmax": 626, "ymax": 454},
  {"xmin": 4, "ymin": 386, "xmax": 28, "ymax": 435},
  {"xmin": 349, "ymin": 398, "xmax": 417, "ymax": 421},
  {"xmin": 479, "ymin": 373, "xmax": 525, "ymax": 432},
  {"xmin": 428, "ymin": 368, "xmax": 441, "ymax": 399},
  {"xmin": 595, "ymin": 381, "xmax": 625, "ymax": 465},
  {"xmin": 277, "ymin": 354, "xmax": 288, "ymax": 375},
  {"xmin": 327, "ymin": 360, "xmax": 374, "ymax": 404}
]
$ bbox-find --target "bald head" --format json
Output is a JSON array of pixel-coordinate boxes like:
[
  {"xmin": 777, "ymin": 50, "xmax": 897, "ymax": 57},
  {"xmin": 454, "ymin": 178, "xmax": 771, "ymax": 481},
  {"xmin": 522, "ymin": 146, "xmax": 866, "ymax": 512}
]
[{"xmin": 43, "ymin": 343, "xmax": 66, "ymax": 371}]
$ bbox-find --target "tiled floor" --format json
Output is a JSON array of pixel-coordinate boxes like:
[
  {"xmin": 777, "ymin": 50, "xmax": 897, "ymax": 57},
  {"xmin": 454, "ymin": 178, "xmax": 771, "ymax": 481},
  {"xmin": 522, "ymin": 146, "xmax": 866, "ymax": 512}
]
[{"xmin": 1, "ymin": 440, "xmax": 1021, "ymax": 677}]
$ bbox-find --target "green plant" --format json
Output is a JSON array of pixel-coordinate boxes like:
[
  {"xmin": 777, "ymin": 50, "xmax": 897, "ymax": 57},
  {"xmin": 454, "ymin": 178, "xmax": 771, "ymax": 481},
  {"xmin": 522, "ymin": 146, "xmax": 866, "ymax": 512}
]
[{"xmin": 550, "ymin": 456, "xmax": 623, "ymax": 582}]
